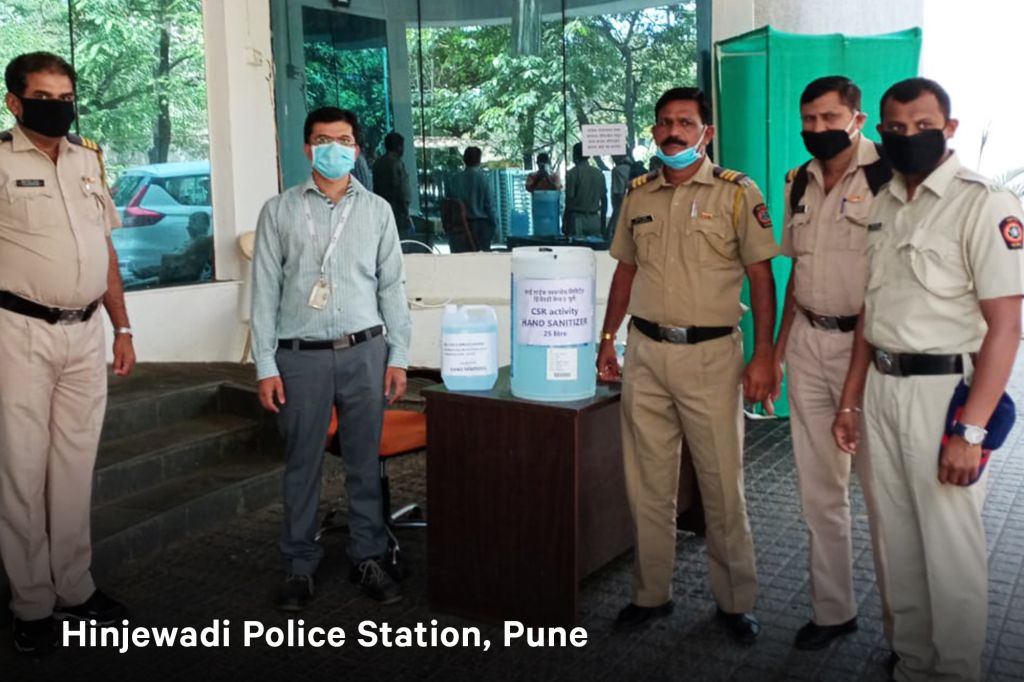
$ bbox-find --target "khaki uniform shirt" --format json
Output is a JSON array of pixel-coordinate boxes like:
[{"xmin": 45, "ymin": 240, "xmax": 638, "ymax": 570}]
[
  {"xmin": 610, "ymin": 157, "xmax": 780, "ymax": 327},
  {"xmin": 0, "ymin": 125, "xmax": 118, "ymax": 308},
  {"xmin": 865, "ymin": 152, "xmax": 1024, "ymax": 353},
  {"xmin": 782, "ymin": 136, "xmax": 880, "ymax": 317}
]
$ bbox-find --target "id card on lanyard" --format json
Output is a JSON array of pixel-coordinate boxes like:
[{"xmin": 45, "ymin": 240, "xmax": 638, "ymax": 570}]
[{"xmin": 304, "ymin": 193, "xmax": 355, "ymax": 310}]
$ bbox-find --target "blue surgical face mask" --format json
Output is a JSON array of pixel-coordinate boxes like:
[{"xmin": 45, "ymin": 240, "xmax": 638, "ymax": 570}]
[
  {"xmin": 655, "ymin": 127, "xmax": 706, "ymax": 170},
  {"xmin": 312, "ymin": 143, "xmax": 356, "ymax": 180}
]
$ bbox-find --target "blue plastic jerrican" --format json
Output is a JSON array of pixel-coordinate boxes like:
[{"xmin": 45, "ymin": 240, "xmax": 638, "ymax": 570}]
[
  {"xmin": 441, "ymin": 304, "xmax": 499, "ymax": 392},
  {"xmin": 530, "ymin": 190, "xmax": 561, "ymax": 235},
  {"xmin": 510, "ymin": 246, "xmax": 597, "ymax": 402}
]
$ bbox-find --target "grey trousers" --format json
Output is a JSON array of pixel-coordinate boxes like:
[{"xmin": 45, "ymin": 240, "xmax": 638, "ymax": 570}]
[{"xmin": 275, "ymin": 335, "xmax": 388, "ymax": 575}]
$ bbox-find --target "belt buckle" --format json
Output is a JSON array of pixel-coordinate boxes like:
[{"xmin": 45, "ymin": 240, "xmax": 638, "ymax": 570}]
[
  {"xmin": 812, "ymin": 313, "xmax": 835, "ymax": 330},
  {"xmin": 57, "ymin": 308, "xmax": 82, "ymax": 325},
  {"xmin": 876, "ymin": 350, "xmax": 897, "ymax": 375},
  {"xmin": 332, "ymin": 335, "xmax": 354, "ymax": 350},
  {"xmin": 662, "ymin": 326, "xmax": 688, "ymax": 344}
]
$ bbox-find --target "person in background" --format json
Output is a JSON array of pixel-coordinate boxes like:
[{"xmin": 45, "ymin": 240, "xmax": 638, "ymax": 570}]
[
  {"xmin": 446, "ymin": 146, "xmax": 497, "ymax": 251},
  {"xmin": 251, "ymin": 106, "xmax": 411, "ymax": 612},
  {"xmin": 525, "ymin": 152, "xmax": 561, "ymax": 192},
  {"xmin": 833, "ymin": 78, "xmax": 1023, "ymax": 682},
  {"xmin": 564, "ymin": 142, "xmax": 607, "ymax": 238},
  {"xmin": 608, "ymin": 154, "xmax": 634, "ymax": 239},
  {"xmin": 353, "ymin": 143, "xmax": 373, "ymax": 192},
  {"xmin": 373, "ymin": 131, "xmax": 412, "ymax": 236},
  {"xmin": 0, "ymin": 51, "xmax": 136, "ymax": 656}
]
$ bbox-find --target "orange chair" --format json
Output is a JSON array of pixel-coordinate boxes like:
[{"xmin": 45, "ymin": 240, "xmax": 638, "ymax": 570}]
[{"xmin": 317, "ymin": 409, "xmax": 428, "ymax": 548}]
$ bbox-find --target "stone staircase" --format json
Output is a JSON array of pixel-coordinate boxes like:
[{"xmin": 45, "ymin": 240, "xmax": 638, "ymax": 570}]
[
  {"xmin": 0, "ymin": 364, "xmax": 283, "ymax": 603},
  {"xmin": 88, "ymin": 369, "xmax": 283, "ymax": 576}
]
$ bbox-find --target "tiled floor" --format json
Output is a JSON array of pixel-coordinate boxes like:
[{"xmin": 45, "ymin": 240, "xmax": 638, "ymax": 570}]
[{"xmin": 4, "ymin": 360, "xmax": 1024, "ymax": 681}]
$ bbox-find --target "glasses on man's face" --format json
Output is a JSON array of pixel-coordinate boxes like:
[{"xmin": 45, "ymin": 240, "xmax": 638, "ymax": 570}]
[{"xmin": 312, "ymin": 135, "xmax": 357, "ymax": 147}]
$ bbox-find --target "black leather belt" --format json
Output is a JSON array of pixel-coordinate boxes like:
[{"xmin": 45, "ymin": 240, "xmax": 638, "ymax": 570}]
[
  {"xmin": 279, "ymin": 325, "xmax": 383, "ymax": 351},
  {"xmin": 0, "ymin": 290, "xmax": 100, "ymax": 324},
  {"xmin": 873, "ymin": 350, "xmax": 963, "ymax": 377},
  {"xmin": 631, "ymin": 316, "xmax": 733, "ymax": 345},
  {"xmin": 801, "ymin": 307, "xmax": 858, "ymax": 333}
]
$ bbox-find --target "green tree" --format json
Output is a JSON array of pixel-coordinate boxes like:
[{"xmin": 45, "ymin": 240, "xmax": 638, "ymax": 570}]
[{"xmin": 0, "ymin": 0, "xmax": 209, "ymax": 176}]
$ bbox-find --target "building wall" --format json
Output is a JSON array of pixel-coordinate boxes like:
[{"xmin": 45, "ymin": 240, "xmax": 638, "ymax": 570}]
[
  {"xmin": 753, "ymin": 0, "xmax": 923, "ymax": 35},
  {"xmin": 119, "ymin": 0, "xmax": 923, "ymax": 367}
]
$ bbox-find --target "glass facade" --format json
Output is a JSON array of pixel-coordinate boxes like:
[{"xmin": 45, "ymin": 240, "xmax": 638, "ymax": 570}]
[{"xmin": 271, "ymin": 0, "xmax": 706, "ymax": 253}]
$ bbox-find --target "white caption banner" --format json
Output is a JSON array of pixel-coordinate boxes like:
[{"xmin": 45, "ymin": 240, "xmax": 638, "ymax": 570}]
[
  {"xmin": 581, "ymin": 123, "xmax": 627, "ymax": 156},
  {"xmin": 516, "ymin": 277, "xmax": 594, "ymax": 346}
]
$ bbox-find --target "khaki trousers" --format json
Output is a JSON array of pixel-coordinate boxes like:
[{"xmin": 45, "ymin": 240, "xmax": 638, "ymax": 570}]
[
  {"xmin": 621, "ymin": 327, "xmax": 757, "ymax": 611},
  {"xmin": 0, "ymin": 308, "xmax": 106, "ymax": 620},
  {"xmin": 864, "ymin": 366, "xmax": 987, "ymax": 682},
  {"xmin": 787, "ymin": 314, "xmax": 892, "ymax": 638}
]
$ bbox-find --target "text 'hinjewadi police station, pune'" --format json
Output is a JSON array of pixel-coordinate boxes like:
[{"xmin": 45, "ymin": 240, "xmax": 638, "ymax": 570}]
[{"xmin": 61, "ymin": 619, "xmax": 589, "ymax": 654}]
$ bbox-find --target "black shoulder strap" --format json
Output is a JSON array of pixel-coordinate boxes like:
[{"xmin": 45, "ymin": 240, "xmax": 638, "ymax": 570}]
[
  {"xmin": 789, "ymin": 161, "xmax": 811, "ymax": 213},
  {"xmin": 863, "ymin": 142, "xmax": 893, "ymax": 196}
]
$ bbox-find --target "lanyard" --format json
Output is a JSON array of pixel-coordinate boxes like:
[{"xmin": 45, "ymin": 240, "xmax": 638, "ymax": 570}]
[{"xmin": 303, "ymin": 193, "xmax": 354, "ymax": 278}]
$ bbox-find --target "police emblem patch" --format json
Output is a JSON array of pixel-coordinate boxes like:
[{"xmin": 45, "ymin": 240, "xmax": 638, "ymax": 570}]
[
  {"xmin": 1000, "ymin": 216, "xmax": 1023, "ymax": 250},
  {"xmin": 752, "ymin": 203, "xmax": 772, "ymax": 229}
]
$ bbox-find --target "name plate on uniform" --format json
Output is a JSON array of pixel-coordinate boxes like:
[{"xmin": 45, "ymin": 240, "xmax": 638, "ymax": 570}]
[{"xmin": 16, "ymin": 179, "xmax": 44, "ymax": 187}]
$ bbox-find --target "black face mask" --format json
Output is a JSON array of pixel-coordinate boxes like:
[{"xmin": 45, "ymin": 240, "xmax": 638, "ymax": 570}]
[
  {"xmin": 801, "ymin": 129, "xmax": 853, "ymax": 161},
  {"xmin": 881, "ymin": 129, "xmax": 947, "ymax": 176},
  {"xmin": 17, "ymin": 97, "xmax": 76, "ymax": 138}
]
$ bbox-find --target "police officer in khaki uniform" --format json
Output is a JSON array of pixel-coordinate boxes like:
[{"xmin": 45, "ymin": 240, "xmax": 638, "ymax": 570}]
[
  {"xmin": 0, "ymin": 52, "xmax": 135, "ymax": 656},
  {"xmin": 598, "ymin": 87, "xmax": 780, "ymax": 641},
  {"xmin": 772, "ymin": 76, "xmax": 893, "ymax": 651},
  {"xmin": 834, "ymin": 78, "xmax": 1023, "ymax": 682}
]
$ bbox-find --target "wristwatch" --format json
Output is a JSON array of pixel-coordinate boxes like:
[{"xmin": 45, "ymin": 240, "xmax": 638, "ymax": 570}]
[
  {"xmin": 953, "ymin": 421, "xmax": 987, "ymax": 446},
  {"xmin": 114, "ymin": 326, "xmax": 133, "ymax": 337},
  {"xmin": 601, "ymin": 332, "xmax": 615, "ymax": 342}
]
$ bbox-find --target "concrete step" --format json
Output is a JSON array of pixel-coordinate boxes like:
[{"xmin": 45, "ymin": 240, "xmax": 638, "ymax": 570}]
[
  {"xmin": 93, "ymin": 413, "xmax": 261, "ymax": 506},
  {"xmin": 101, "ymin": 382, "xmax": 222, "ymax": 444},
  {"xmin": 91, "ymin": 453, "xmax": 283, "ymax": 576}
]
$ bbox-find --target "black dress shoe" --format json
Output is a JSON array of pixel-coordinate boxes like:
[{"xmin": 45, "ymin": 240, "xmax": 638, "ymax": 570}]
[
  {"xmin": 794, "ymin": 617, "xmax": 857, "ymax": 650},
  {"xmin": 613, "ymin": 602, "xmax": 673, "ymax": 632},
  {"xmin": 54, "ymin": 590, "xmax": 129, "ymax": 625},
  {"xmin": 275, "ymin": 574, "xmax": 314, "ymax": 612},
  {"xmin": 13, "ymin": 616, "xmax": 58, "ymax": 656},
  {"xmin": 716, "ymin": 608, "xmax": 760, "ymax": 644}
]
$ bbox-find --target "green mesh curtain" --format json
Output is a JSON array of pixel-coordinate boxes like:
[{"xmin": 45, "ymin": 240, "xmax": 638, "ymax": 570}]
[{"xmin": 714, "ymin": 26, "xmax": 922, "ymax": 417}]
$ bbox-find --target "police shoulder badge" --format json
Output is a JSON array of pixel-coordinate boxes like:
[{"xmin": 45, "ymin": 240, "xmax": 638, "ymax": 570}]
[
  {"xmin": 999, "ymin": 216, "xmax": 1023, "ymax": 250},
  {"xmin": 752, "ymin": 203, "xmax": 772, "ymax": 230}
]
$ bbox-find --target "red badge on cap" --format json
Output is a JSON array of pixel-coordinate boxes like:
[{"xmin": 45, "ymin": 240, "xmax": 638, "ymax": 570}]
[
  {"xmin": 752, "ymin": 203, "xmax": 772, "ymax": 230},
  {"xmin": 1000, "ymin": 216, "xmax": 1023, "ymax": 250}
]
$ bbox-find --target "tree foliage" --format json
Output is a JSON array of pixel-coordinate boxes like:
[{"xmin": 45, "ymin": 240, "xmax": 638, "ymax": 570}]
[
  {"xmin": 408, "ymin": 4, "xmax": 698, "ymax": 171},
  {"xmin": 0, "ymin": 0, "xmax": 208, "ymax": 176}
]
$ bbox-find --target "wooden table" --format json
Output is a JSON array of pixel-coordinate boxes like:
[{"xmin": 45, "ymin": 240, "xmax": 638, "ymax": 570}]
[{"xmin": 424, "ymin": 367, "xmax": 632, "ymax": 626}]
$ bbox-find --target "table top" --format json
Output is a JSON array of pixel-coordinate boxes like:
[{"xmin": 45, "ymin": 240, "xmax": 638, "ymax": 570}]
[{"xmin": 424, "ymin": 366, "xmax": 621, "ymax": 414}]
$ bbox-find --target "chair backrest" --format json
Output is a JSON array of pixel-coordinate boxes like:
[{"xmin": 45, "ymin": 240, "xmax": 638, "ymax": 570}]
[
  {"xmin": 326, "ymin": 408, "xmax": 427, "ymax": 458},
  {"xmin": 238, "ymin": 231, "xmax": 256, "ymax": 261}
]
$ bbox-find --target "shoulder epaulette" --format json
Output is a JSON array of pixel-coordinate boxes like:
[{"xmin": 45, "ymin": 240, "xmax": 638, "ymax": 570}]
[
  {"xmin": 67, "ymin": 134, "xmax": 108, "ymax": 188},
  {"xmin": 66, "ymin": 134, "xmax": 103, "ymax": 154},
  {"xmin": 955, "ymin": 166, "xmax": 1000, "ymax": 191},
  {"xmin": 628, "ymin": 169, "xmax": 660, "ymax": 193},
  {"xmin": 713, "ymin": 165, "xmax": 749, "ymax": 186},
  {"xmin": 785, "ymin": 166, "xmax": 801, "ymax": 183},
  {"xmin": 0, "ymin": 129, "xmax": 12, "ymax": 143}
]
